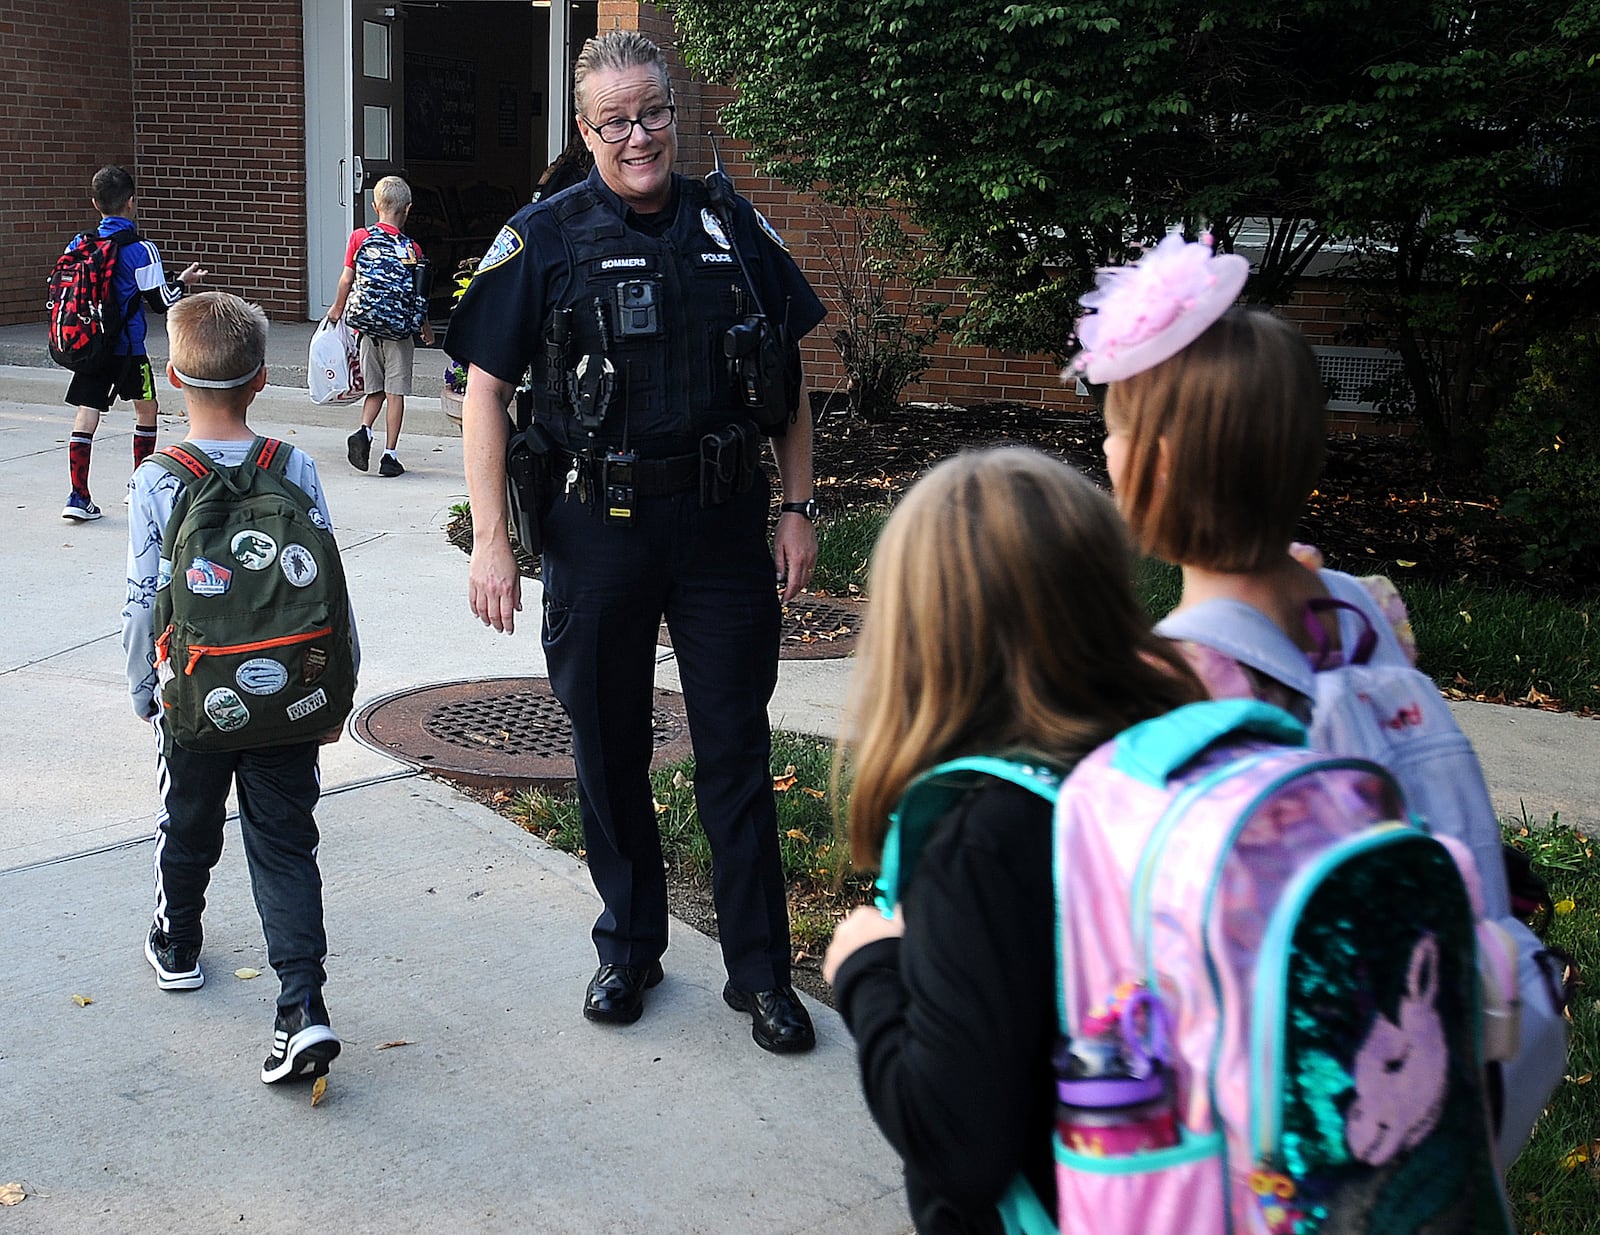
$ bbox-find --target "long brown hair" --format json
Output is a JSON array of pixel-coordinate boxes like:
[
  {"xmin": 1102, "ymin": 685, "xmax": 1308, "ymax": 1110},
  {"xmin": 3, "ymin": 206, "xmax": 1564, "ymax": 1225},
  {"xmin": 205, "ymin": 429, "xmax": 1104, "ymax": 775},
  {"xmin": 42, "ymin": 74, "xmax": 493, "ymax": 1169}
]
[{"xmin": 839, "ymin": 447, "xmax": 1203, "ymax": 867}]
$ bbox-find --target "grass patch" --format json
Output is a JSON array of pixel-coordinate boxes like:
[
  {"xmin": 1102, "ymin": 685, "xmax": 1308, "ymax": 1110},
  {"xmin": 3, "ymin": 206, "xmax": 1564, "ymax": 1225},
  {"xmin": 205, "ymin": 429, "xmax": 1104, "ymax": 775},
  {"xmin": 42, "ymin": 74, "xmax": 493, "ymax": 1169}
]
[
  {"xmin": 505, "ymin": 731, "xmax": 869, "ymax": 959},
  {"xmin": 814, "ymin": 506, "xmax": 888, "ymax": 597},
  {"xmin": 1403, "ymin": 580, "xmax": 1599, "ymax": 712},
  {"xmin": 1502, "ymin": 815, "xmax": 1600, "ymax": 1235},
  {"xmin": 1117, "ymin": 554, "xmax": 1595, "ymax": 714}
]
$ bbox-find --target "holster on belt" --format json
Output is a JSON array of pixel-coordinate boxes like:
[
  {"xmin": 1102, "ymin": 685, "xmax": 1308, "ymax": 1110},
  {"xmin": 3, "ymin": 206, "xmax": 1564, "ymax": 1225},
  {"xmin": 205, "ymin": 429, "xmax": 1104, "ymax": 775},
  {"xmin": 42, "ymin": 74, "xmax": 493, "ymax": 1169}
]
[
  {"xmin": 505, "ymin": 421, "xmax": 557, "ymax": 556},
  {"xmin": 699, "ymin": 421, "xmax": 760, "ymax": 507}
]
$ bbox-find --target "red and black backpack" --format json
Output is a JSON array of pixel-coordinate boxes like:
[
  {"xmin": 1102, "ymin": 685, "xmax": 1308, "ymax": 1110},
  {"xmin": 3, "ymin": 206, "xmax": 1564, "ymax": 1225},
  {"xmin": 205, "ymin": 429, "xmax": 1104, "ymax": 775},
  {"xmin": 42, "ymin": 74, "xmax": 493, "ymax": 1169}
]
[{"xmin": 46, "ymin": 228, "xmax": 138, "ymax": 370}]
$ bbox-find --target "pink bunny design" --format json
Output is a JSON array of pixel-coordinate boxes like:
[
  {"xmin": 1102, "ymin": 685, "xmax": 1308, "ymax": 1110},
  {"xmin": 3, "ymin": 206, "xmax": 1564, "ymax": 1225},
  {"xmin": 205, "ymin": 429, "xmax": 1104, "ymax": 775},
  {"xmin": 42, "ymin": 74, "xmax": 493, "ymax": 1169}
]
[{"xmin": 1345, "ymin": 933, "xmax": 1448, "ymax": 1165}]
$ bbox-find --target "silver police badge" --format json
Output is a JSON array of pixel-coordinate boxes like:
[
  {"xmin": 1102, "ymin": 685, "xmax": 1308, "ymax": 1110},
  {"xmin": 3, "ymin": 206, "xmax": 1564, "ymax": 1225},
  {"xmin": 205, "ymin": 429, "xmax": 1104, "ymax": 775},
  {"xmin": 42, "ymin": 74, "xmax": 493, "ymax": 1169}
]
[{"xmin": 700, "ymin": 208, "xmax": 732, "ymax": 251}]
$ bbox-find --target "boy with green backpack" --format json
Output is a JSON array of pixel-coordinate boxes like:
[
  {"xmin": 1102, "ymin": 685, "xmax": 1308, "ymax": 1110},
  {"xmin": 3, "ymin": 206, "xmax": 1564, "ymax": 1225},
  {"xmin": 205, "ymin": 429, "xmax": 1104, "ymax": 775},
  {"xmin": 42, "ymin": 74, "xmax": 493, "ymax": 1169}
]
[{"xmin": 120, "ymin": 291, "xmax": 359, "ymax": 1086}]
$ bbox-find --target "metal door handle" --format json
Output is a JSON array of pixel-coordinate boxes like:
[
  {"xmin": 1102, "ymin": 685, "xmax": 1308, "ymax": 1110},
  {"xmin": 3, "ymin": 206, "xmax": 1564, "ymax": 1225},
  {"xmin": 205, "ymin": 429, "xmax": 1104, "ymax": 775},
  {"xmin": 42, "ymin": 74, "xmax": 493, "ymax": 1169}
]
[
  {"xmin": 352, "ymin": 156, "xmax": 365, "ymax": 197},
  {"xmin": 339, "ymin": 157, "xmax": 348, "ymax": 207}
]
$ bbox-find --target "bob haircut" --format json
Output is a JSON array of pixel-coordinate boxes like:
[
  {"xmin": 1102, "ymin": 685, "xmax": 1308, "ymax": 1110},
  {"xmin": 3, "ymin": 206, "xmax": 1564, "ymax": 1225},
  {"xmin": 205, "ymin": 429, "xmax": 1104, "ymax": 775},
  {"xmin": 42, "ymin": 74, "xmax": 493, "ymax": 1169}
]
[
  {"xmin": 1104, "ymin": 308, "xmax": 1327, "ymax": 572},
  {"xmin": 839, "ymin": 446, "xmax": 1203, "ymax": 867},
  {"xmin": 167, "ymin": 291, "xmax": 269, "ymax": 388}
]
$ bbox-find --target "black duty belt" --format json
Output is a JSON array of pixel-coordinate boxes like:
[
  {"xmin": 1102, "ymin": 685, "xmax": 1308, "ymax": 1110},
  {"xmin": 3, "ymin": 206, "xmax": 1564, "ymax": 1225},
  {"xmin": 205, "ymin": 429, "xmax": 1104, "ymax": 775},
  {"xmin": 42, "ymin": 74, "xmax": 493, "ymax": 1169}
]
[{"xmin": 560, "ymin": 450, "xmax": 700, "ymax": 496}]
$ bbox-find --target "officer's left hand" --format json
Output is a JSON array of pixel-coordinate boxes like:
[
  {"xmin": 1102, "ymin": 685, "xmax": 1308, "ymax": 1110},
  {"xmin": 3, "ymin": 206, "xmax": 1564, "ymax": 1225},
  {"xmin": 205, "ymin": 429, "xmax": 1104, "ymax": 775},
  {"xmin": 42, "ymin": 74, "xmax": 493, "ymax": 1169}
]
[{"xmin": 774, "ymin": 512, "xmax": 818, "ymax": 603}]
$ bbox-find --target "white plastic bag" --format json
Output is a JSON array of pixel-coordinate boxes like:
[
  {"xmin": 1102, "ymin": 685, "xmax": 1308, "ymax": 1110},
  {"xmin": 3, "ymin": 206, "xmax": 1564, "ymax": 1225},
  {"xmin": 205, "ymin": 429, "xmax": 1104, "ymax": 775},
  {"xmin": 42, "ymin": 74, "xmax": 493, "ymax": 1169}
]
[{"xmin": 308, "ymin": 316, "xmax": 365, "ymax": 405}]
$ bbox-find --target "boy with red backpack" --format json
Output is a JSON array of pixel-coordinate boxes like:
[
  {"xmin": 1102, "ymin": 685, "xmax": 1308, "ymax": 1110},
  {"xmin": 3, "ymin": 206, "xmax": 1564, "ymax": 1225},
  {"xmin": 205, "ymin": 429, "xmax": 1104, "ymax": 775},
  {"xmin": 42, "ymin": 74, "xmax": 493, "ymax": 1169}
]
[{"xmin": 48, "ymin": 164, "xmax": 206, "ymax": 521}]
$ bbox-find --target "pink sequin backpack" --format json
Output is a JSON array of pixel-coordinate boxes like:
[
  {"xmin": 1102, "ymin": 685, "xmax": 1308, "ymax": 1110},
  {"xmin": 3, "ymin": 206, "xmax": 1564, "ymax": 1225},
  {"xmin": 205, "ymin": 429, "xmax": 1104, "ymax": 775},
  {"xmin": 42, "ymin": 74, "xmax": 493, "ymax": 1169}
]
[{"xmin": 879, "ymin": 700, "xmax": 1512, "ymax": 1235}]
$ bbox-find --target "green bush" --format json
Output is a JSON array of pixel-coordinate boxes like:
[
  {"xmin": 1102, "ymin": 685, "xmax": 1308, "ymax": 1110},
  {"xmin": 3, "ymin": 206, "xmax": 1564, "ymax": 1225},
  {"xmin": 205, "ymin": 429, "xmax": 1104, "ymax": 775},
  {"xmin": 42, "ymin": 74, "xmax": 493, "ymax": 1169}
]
[{"xmin": 1486, "ymin": 329, "xmax": 1600, "ymax": 573}]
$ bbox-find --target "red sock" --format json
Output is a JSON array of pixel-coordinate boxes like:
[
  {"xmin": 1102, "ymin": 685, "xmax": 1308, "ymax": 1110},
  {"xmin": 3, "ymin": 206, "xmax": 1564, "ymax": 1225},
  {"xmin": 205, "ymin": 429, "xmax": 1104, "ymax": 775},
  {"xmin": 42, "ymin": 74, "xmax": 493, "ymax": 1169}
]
[
  {"xmin": 69, "ymin": 432, "xmax": 93, "ymax": 498},
  {"xmin": 133, "ymin": 424, "xmax": 157, "ymax": 467}
]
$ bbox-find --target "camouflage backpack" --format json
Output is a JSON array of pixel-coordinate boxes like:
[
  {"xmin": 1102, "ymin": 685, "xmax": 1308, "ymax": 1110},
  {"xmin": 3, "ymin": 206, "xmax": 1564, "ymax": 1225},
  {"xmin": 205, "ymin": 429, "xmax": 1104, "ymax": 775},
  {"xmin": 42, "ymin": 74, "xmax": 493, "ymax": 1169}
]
[
  {"xmin": 343, "ymin": 226, "xmax": 428, "ymax": 340},
  {"xmin": 151, "ymin": 438, "xmax": 355, "ymax": 751}
]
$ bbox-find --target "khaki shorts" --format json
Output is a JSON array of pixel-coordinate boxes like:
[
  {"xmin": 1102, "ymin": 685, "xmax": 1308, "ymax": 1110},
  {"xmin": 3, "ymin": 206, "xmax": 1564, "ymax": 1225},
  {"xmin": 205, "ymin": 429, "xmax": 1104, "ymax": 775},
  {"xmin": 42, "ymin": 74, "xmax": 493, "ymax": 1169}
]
[{"xmin": 359, "ymin": 334, "xmax": 415, "ymax": 395}]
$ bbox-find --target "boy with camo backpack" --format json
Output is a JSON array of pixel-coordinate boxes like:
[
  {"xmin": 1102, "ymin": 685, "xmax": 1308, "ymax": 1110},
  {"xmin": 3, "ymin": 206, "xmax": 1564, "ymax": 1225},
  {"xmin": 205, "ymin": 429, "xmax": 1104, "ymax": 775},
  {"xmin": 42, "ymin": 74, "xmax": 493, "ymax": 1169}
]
[{"xmin": 328, "ymin": 175, "xmax": 434, "ymax": 477}]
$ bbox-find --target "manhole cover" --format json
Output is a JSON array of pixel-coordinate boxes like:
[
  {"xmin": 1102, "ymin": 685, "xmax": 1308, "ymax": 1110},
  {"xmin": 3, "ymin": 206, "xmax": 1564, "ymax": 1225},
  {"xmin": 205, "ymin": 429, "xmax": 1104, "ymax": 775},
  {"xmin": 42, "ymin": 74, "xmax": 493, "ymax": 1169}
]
[
  {"xmin": 353, "ymin": 677, "xmax": 692, "ymax": 791},
  {"xmin": 658, "ymin": 595, "xmax": 867, "ymax": 660}
]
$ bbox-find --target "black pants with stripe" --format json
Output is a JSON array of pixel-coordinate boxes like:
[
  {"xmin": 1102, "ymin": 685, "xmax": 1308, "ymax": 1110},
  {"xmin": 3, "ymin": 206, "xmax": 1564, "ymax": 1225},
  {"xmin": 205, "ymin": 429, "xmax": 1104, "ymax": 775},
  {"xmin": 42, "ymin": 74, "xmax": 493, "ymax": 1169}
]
[{"xmin": 151, "ymin": 717, "xmax": 328, "ymax": 1013}]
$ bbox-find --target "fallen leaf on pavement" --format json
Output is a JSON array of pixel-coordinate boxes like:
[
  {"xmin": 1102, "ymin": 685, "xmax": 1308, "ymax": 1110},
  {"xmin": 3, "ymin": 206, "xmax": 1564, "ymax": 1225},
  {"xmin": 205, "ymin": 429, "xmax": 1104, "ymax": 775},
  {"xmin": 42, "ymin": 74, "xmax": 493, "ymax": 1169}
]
[
  {"xmin": 375, "ymin": 1040, "xmax": 412, "ymax": 1050},
  {"xmin": 0, "ymin": 1183, "xmax": 26, "ymax": 1206},
  {"xmin": 71, "ymin": 994, "xmax": 93, "ymax": 1007},
  {"xmin": 234, "ymin": 968, "xmax": 262, "ymax": 980},
  {"xmin": 311, "ymin": 1075, "xmax": 328, "ymax": 1107}
]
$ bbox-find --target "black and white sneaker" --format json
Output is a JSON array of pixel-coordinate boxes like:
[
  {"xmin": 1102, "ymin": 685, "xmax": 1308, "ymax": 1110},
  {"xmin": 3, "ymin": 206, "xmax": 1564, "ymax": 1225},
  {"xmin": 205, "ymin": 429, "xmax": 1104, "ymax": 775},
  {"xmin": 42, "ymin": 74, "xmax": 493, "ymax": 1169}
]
[
  {"xmin": 145, "ymin": 925, "xmax": 204, "ymax": 990},
  {"xmin": 261, "ymin": 994, "xmax": 341, "ymax": 1084}
]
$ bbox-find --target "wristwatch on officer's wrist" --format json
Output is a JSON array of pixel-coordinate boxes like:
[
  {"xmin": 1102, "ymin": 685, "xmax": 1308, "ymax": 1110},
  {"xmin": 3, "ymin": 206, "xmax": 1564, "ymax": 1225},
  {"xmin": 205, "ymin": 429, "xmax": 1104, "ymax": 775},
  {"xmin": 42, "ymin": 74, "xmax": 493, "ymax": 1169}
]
[{"xmin": 779, "ymin": 498, "xmax": 820, "ymax": 523}]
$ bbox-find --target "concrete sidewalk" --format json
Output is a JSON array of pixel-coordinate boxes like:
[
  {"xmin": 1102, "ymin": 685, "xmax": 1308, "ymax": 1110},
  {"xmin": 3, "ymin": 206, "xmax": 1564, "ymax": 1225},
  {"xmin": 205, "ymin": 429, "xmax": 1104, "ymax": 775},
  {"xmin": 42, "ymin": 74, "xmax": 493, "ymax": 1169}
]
[
  {"xmin": 0, "ymin": 364, "xmax": 882, "ymax": 1233},
  {"xmin": 1, "ymin": 349, "xmax": 1595, "ymax": 1232}
]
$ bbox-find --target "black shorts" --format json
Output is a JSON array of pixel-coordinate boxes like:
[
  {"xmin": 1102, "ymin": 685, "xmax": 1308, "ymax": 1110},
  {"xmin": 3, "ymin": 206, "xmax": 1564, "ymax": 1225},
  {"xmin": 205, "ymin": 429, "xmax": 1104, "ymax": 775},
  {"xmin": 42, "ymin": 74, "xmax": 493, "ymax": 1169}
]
[{"xmin": 65, "ymin": 354, "xmax": 157, "ymax": 413}]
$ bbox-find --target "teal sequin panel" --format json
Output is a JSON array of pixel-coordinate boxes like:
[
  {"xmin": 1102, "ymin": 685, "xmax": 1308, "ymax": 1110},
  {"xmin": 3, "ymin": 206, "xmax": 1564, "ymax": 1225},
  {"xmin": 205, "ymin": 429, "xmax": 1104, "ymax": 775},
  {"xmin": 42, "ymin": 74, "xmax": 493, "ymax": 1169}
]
[{"xmin": 1274, "ymin": 836, "xmax": 1509, "ymax": 1234}]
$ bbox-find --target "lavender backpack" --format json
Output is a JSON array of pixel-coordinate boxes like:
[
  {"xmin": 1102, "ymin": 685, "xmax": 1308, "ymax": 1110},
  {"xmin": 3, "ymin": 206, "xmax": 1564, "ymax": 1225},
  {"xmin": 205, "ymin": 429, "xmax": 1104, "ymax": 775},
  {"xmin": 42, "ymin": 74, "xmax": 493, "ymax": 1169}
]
[
  {"xmin": 1157, "ymin": 568, "xmax": 1568, "ymax": 1168},
  {"xmin": 880, "ymin": 699, "xmax": 1511, "ymax": 1235}
]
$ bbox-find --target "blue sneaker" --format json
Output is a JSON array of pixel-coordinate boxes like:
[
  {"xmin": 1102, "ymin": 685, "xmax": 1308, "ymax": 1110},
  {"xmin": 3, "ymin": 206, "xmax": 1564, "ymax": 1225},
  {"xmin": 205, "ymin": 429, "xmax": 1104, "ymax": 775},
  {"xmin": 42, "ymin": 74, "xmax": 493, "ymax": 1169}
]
[{"xmin": 62, "ymin": 492, "xmax": 103, "ymax": 521}]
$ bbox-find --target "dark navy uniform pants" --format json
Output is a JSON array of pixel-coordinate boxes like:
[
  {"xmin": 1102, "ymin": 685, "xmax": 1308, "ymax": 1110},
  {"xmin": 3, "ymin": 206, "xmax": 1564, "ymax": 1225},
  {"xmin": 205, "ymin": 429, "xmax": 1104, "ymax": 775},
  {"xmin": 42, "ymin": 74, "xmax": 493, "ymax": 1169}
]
[
  {"xmin": 151, "ymin": 716, "xmax": 328, "ymax": 1013},
  {"xmin": 541, "ymin": 471, "xmax": 792, "ymax": 992}
]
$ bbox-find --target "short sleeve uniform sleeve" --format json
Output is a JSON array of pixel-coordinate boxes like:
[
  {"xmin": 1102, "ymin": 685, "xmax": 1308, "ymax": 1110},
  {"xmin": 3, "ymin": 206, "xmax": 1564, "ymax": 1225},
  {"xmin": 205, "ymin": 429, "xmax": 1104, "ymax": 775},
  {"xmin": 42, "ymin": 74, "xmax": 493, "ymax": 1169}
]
[
  {"xmin": 444, "ymin": 209, "xmax": 565, "ymax": 386},
  {"xmin": 737, "ymin": 200, "xmax": 826, "ymax": 342}
]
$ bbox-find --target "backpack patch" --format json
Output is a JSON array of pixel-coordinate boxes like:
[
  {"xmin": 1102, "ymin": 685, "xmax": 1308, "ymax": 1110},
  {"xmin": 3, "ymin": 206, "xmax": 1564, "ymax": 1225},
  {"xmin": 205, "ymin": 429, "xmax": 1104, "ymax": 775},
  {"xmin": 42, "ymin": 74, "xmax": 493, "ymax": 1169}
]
[
  {"xmin": 151, "ymin": 439, "xmax": 356, "ymax": 752},
  {"xmin": 343, "ymin": 227, "xmax": 428, "ymax": 340},
  {"xmin": 46, "ymin": 229, "xmax": 137, "ymax": 370}
]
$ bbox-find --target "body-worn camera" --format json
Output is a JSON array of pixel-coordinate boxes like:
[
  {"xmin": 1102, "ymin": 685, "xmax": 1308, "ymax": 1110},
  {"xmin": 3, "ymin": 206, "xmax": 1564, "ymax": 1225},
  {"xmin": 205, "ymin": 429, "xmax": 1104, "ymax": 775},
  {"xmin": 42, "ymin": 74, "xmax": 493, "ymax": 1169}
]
[{"xmin": 614, "ymin": 278, "xmax": 661, "ymax": 337}]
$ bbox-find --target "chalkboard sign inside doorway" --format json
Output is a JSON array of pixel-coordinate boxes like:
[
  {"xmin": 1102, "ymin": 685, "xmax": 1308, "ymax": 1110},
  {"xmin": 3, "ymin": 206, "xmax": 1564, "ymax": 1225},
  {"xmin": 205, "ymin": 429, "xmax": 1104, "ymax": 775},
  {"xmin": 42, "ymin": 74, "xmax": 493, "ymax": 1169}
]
[{"xmin": 407, "ymin": 52, "xmax": 476, "ymax": 163}]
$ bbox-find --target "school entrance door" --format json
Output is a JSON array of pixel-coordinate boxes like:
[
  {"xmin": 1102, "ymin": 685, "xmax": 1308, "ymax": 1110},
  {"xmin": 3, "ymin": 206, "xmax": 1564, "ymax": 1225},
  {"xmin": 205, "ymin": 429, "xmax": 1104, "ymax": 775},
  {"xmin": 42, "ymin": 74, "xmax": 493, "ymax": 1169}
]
[{"xmin": 304, "ymin": 0, "xmax": 597, "ymax": 321}]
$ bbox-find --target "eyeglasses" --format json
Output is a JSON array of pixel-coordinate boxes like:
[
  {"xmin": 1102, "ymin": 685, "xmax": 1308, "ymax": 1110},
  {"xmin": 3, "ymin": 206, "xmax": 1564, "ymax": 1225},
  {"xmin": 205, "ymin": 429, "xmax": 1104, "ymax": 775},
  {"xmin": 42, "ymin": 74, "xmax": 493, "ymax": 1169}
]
[{"xmin": 582, "ymin": 104, "xmax": 676, "ymax": 144}]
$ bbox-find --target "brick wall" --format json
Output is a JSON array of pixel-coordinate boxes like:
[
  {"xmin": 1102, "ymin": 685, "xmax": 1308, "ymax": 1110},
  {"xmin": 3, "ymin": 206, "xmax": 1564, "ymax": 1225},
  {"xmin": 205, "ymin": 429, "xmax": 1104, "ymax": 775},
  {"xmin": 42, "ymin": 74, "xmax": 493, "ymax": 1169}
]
[
  {"xmin": 0, "ymin": 0, "xmax": 136, "ymax": 326},
  {"xmin": 127, "ymin": 0, "xmax": 307, "ymax": 319}
]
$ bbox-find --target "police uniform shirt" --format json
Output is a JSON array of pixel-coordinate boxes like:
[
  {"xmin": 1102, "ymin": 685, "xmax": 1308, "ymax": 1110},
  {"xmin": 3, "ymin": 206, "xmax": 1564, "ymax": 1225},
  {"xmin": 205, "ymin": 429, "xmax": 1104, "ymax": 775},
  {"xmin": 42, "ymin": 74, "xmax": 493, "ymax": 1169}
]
[{"xmin": 445, "ymin": 167, "xmax": 824, "ymax": 394}]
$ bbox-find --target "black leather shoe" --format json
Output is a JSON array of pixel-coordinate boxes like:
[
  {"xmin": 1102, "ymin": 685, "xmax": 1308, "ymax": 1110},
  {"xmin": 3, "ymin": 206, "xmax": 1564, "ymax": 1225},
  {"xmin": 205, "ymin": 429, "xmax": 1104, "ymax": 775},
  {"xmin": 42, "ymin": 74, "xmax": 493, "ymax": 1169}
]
[
  {"xmin": 582, "ymin": 961, "xmax": 664, "ymax": 1025},
  {"xmin": 722, "ymin": 982, "xmax": 816, "ymax": 1054}
]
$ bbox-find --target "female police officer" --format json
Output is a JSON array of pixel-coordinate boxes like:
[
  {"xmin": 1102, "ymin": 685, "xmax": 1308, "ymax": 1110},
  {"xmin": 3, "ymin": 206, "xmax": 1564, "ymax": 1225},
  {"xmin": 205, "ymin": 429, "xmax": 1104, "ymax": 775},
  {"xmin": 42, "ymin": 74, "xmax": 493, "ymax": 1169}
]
[{"xmin": 446, "ymin": 30, "xmax": 825, "ymax": 1054}]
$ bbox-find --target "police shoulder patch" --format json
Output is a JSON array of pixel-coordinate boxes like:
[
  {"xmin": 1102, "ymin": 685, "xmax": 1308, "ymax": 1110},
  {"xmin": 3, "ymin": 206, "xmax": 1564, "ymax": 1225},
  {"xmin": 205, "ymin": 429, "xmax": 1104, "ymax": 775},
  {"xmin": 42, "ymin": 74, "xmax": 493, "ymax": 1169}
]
[
  {"xmin": 755, "ymin": 211, "xmax": 788, "ymax": 252},
  {"xmin": 476, "ymin": 225, "xmax": 524, "ymax": 274}
]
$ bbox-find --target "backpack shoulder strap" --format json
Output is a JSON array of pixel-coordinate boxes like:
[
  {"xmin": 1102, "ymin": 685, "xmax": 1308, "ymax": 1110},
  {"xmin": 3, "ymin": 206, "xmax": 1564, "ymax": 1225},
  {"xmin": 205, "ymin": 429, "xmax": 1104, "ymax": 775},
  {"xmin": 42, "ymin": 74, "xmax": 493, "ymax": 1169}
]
[
  {"xmin": 150, "ymin": 442, "xmax": 217, "ymax": 485},
  {"xmin": 247, "ymin": 436, "xmax": 291, "ymax": 477},
  {"xmin": 875, "ymin": 756, "xmax": 1062, "ymax": 915},
  {"xmin": 1317, "ymin": 569, "xmax": 1412, "ymax": 666},
  {"xmin": 1156, "ymin": 598, "xmax": 1318, "ymax": 698}
]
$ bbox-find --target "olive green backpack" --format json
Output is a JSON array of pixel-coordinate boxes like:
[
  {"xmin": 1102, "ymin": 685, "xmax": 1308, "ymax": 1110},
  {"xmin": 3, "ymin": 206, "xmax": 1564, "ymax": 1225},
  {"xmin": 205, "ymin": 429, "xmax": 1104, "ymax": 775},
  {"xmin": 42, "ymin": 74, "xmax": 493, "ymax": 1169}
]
[{"xmin": 151, "ymin": 438, "xmax": 355, "ymax": 751}]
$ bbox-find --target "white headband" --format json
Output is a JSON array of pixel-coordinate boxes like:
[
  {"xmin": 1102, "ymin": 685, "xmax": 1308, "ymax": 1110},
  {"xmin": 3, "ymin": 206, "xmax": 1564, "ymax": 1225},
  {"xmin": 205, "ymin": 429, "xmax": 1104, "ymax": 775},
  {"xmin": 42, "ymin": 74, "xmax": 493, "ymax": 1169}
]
[{"xmin": 171, "ymin": 363, "xmax": 263, "ymax": 390}]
